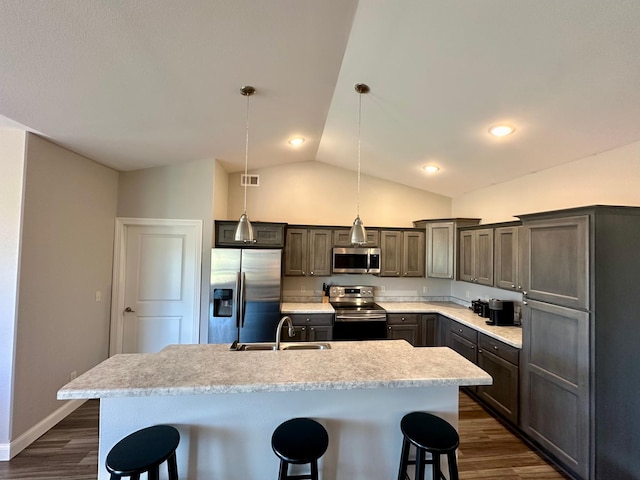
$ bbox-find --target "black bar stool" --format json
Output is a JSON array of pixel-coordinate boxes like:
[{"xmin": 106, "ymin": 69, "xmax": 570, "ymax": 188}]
[
  {"xmin": 271, "ymin": 417, "xmax": 329, "ymax": 480},
  {"xmin": 106, "ymin": 425, "xmax": 180, "ymax": 480},
  {"xmin": 397, "ymin": 412, "xmax": 460, "ymax": 480}
]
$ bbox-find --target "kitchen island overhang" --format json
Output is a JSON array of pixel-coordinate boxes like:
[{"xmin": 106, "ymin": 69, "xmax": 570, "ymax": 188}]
[{"xmin": 58, "ymin": 341, "xmax": 491, "ymax": 480}]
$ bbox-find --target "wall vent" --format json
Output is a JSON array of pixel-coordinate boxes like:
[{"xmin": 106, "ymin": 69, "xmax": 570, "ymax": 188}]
[{"xmin": 240, "ymin": 174, "xmax": 259, "ymax": 187}]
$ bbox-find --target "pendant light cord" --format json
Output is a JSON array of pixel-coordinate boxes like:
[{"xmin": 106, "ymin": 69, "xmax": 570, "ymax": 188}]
[{"xmin": 243, "ymin": 92, "xmax": 250, "ymax": 215}]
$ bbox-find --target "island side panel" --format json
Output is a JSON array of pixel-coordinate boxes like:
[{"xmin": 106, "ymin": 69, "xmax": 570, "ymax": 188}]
[{"xmin": 98, "ymin": 385, "xmax": 459, "ymax": 480}]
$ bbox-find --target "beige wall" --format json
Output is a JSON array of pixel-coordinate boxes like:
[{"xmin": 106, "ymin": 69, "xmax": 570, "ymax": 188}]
[
  {"xmin": 12, "ymin": 134, "xmax": 118, "ymax": 439},
  {"xmin": 227, "ymin": 161, "xmax": 451, "ymax": 227},
  {"xmin": 0, "ymin": 130, "xmax": 26, "ymax": 446},
  {"xmin": 452, "ymin": 141, "xmax": 640, "ymax": 223},
  {"xmin": 213, "ymin": 160, "xmax": 228, "ymax": 220},
  {"xmin": 117, "ymin": 158, "xmax": 217, "ymax": 338}
]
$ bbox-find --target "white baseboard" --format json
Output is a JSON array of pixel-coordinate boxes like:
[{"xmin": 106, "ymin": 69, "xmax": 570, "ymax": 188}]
[{"xmin": 0, "ymin": 399, "xmax": 86, "ymax": 461}]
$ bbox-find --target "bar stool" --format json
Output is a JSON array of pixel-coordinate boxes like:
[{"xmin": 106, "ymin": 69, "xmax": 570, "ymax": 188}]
[
  {"xmin": 106, "ymin": 425, "xmax": 180, "ymax": 480},
  {"xmin": 271, "ymin": 417, "xmax": 329, "ymax": 480},
  {"xmin": 397, "ymin": 412, "xmax": 460, "ymax": 480}
]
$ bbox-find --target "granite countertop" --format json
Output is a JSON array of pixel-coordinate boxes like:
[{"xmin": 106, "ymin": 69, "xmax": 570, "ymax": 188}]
[
  {"xmin": 57, "ymin": 340, "xmax": 491, "ymax": 400},
  {"xmin": 280, "ymin": 302, "xmax": 335, "ymax": 314},
  {"xmin": 376, "ymin": 302, "xmax": 522, "ymax": 348},
  {"xmin": 281, "ymin": 301, "xmax": 522, "ymax": 348}
]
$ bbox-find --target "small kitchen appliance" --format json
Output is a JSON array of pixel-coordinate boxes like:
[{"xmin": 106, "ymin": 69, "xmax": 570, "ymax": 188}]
[
  {"xmin": 471, "ymin": 299, "xmax": 490, "ymax": 318},
  {"xmin": 487, "ymin": 299, "xmax": 515, "ymax": 326}
]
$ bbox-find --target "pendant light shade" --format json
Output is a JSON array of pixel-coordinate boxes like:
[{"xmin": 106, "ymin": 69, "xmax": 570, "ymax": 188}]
[
  {"xmin": 349, "ymin": 83, "xmax": 370, "ymax": 245},
  {"xmin": 234, "ymin": 85, "xmax": 256, "ymax": 243}
]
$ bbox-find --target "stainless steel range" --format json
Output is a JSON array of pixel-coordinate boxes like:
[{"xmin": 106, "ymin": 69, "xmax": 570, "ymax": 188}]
[{"xmin": 329, "ymin": 285, "xmax": 387, "ymax": 340}]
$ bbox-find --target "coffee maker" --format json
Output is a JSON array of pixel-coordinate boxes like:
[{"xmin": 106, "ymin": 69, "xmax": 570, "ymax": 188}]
[{"xmin": 487, "ymin": 299, "xmax": 515, "ymax": 326}]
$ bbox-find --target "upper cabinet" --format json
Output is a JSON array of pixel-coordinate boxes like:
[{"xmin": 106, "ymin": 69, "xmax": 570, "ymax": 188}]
[
  {"xmin": 413, "ymin": 219, "xmax": 481, "ymax": 279},
  {"xmin": 332, "ymin": 228, "xmax": 380, "ymax": 247},
  {"xmin": 284, "ymin": 227, "xmax": 332, "ymax": 277},
  {"xmin": 459, "ymin": 228, "xmax": 494, "ymax": 286},
  {"xmin": 494, "ymin": 225, "xmax": 521, "ymax": 291},
  {"xmin": 379, "ymin": 229, "xmax": 425, "ymax": 277},
  {"xmin": 518, "ymin": 215, "xmax": 588, "ymax": 310},
  {"xmin": 215, "ymin": 221, "xmax": 286, "ymax": 248}
]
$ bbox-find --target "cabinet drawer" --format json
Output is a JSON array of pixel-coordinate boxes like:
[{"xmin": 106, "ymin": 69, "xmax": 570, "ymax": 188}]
[
  {"xmin": 478, "ymin": 334, "xmax": 519, "ymax": 366},
  {"xmin": 450, "ymin": 321, "xmax": 478, "ymax": 343},
  {"xmin": 387, "ymin": 313, "xmax": 419, "ymax": 325},
  {"xmin": 288, "ymin": 313, "xmax": 333, "ymax": 326},
  {"xmin": 450, "ymin": 332, "xmax": 477, "ymax": 364}
]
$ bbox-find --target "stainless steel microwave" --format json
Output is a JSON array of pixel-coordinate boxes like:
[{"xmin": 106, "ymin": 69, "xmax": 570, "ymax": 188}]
[{"xmin": 332, "ymin": 247, "xmax": 381, "ymax": 274}]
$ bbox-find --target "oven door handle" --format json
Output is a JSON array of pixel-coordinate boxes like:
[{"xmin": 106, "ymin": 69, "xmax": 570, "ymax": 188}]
[{"xmin": 335, "ymin": 315, "xmax": 387, "ymax": 322}]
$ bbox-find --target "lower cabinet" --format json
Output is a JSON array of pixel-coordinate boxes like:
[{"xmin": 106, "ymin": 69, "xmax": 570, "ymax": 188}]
[
  {"xmin": 387, "ymin": 313, "xmax": 437, "ymax": 346},
  {"xmin": 387, "ymin": 313, "xmax": 419, "ymax": 345},
  {"xmin": 284, "ymin": 313, "xmax": 333, "ymax": 342},
  {"xmin": 477, "ymin": 334, "xmax": 520, "ymax": 424},
  {"xmin": 448, "ymin": 319, "xmax": 520, "ymax": 424}
]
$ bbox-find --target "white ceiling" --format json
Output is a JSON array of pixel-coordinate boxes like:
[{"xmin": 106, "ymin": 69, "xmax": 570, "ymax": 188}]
[{"xmin": 2, "ymin": 0, "xmax": 640, "ymax": 197}]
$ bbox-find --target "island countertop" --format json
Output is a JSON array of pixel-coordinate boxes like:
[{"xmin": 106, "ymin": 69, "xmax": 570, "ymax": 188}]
[{"xmin": 57, "ymin": 340, "xmax": 492, "ymax": 400}]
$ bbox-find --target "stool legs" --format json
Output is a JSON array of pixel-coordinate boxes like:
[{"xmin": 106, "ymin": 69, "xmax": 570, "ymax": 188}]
[{"xmin": 397, "ymin": 437, "xmax": 411, "ymax": 480}]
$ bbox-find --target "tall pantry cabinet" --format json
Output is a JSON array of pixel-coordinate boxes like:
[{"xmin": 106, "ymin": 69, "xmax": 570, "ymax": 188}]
[{"xmin": 518, "ymin": 206, "xmax": 640, "ymax": 480}]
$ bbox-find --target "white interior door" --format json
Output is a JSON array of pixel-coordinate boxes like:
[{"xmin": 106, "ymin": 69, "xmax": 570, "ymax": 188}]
[{"xmin": 111, "ymin": 218, "xmax": 202, "ymax": 354}]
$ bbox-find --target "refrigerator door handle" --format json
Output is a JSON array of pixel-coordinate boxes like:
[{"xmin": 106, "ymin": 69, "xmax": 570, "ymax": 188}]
[
  {"xmin": 235, "ymin": 272, "xmax": 242, "ymax": 329},
  {"xmin": 239, "ymin": 272, "xmax": 247, "ymax": 328}
]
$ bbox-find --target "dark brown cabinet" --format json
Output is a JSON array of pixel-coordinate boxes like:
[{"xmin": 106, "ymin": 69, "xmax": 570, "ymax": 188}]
[
  {"xmin": 494, "ymin": 225, "xmax": 521, "ymax": 291},
  {"xmin": 379, "ymin": 230, "xmax": 425, "ymax": 277},
  {"xmin": 215, "ymin": 220, "xmax": 286, "ymax": 247},
  {"xmin": 387, "ymin": 313, "xmax": 419, "ymax": 345},
  {"xmin": 332, "ymin": 228, "xmax": 379, "ymax": 247},
  {"xmin": 477, "ymin": 334, "xmax": 519, "ymax": 424},
  {"xmin": 283, "ymin": 313, "xmax": 333, "ymax": 342},
  {"xmin": 459, "ymin": 228, "xmax": 494, "ymax": 285},
  {"xmin": 284, "ymin": 228, "xmax": 332, "ymax": 276}
]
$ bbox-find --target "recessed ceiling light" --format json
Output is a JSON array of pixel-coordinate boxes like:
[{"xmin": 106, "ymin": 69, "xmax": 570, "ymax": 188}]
[
  {"xmin": 288, "ymin": 137, "xmax": 305, "ymax": 146},
  {"xmin": 423, "ymin": 165, "xmax": 440, "ymax": 174},
  {"xmin": 488, "ymin": 124, "xmax": 516, "ymax": 137}
]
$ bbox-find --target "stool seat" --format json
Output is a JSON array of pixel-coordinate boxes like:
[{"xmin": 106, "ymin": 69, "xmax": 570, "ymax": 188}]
[
  {"xmin": 106, "ymin": 425, "xmax": 180, "ymax": 480},
  {"xmin": 272, "ymin": 418, "xmax": 328, "ymax": 480},
  {"xmin": 401, "ymin": 412, "xmax": 459, "ymax": 453},
  {"xmin": 398, "ymin": 412, "xmax": 460, "ymax": 480}
]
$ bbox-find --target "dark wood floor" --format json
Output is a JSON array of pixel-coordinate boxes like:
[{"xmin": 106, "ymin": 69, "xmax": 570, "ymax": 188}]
[{"xmin": 0, "ymin": 392, "xmax": 567, "ymax": 479}]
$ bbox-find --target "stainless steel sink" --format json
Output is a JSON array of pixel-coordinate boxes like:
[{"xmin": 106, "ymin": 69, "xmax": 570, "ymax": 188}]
[{"xmin": 230, "ymin": 341, "xmax": 330, "ymax": 351}]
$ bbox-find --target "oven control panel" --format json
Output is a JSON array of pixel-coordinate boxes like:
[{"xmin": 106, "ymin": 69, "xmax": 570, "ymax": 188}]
[{"xmin": 329, "ymin": 285, "xmax": 374, "ymax": 299}]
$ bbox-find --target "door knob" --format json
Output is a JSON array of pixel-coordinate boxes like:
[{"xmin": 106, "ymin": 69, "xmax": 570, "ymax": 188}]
[{"xmin": 124, "ymin": 307, "xmax": 135, "ymax": 313}]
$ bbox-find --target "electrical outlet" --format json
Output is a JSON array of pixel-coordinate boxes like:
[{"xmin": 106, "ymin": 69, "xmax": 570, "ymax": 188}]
[
  {"xmin": 465, "ymin": 291, "xmax": 470, "ymax": 299},
  {"xmin": 70, "ymin": 371, "xmax": 77, "ymax": 381},
  {"xmin": 379, "ymin": 286, "xmax": 386, "ymax": 293},
  {"xmin": 423, "ymin": 286, "xmax": 428, "ymax": 294}
]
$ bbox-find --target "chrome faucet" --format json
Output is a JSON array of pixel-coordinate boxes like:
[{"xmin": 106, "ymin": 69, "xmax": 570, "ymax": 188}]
[{"xmin": 275, "ymin": 316, "xmax": 295, "ymax": 350}]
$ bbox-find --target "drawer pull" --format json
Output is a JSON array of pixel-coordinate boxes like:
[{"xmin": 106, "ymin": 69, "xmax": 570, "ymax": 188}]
[{"xmin": 494, "ymin": 345, "xmax": 499, "ymax": 350}]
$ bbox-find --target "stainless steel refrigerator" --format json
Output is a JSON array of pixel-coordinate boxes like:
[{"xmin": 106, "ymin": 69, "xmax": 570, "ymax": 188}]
[{"xmin": 208, "ymin": 248, "xmax": 282, "ymax": 344}]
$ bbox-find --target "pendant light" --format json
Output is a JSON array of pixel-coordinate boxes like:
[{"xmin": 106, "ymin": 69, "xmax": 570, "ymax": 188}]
[
  {"xmin": 349, "ymin": 83, "xmax": 370, "ymax": 245},
  {"xmin": 234, "ymin": 85, "xmax": 256, "ymax": 243}
]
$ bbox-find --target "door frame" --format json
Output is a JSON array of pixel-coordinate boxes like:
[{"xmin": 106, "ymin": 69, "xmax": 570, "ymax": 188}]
[{"xmin": 110, "ymin": 217, "xmax": 203, "ymax": 356}]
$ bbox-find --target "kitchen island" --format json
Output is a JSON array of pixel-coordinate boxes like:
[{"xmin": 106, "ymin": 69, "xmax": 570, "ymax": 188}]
[{"xmin": 58, "ymin": 340, "xmax": 491, "ymax": 480}]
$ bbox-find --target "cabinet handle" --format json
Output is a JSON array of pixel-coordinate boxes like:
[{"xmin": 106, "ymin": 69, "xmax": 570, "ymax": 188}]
[
  {"xmin": 478, "ymin": 349, "xmax": 483, "ymax": 353},
  {"xmin": 306, "ymin": 318, "xmax": 311, "ymax": 322},
  {"xmin": 471, "ymin": 346, "xmax": 475, "ymax": 350},
  {"xmin": 301, "ymin": 327, "xmax": 306, "ymax": 331},
  {"xmin": 459, "ymin": 329, "xmax": 463, "ymax": 333},
  {"xmin": 494, "ymin": 345, "xmax": 498, "ymax": 350},
  {"xmin": 310, "ymin": 271, "xmax": 314, "ymax": 275},
  {"xmin": 523, "ymin": 301, "xmax": 528, "ymax": 305},
  {"xmin": 511, "ymin": 284, "xmax": 516, "ymax": 289},
  {"xmin": 310, "ymin": 327, "xmax": 315, "ymax": 331},
  {"xmin": 522, "ymin": 291, "xmax": 528, "ymax": 297},
  {"xmin": 401, "ymin": 317, "xmax": 406, "ymax": 321}
]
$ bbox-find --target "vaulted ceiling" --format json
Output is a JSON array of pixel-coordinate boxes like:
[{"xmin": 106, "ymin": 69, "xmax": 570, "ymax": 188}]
[{"xmin": 2, "ymin": 1, "xmax": 640, "ymax": 197}]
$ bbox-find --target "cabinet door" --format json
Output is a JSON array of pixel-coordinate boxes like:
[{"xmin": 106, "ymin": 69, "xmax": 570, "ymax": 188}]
[
  {"xmin": 437, "ymin": 315, "xmax": 450, "ymax": 347},
  {"xmin": 458, "ymin": 230, "xmax": 475, "ymax": 282},
  {"xmin": 402, "ymin": 231, "xmax": 425, "ymax": 277},
  {"xmin": 284, "ymin": 228, "xmax": 308, "ymax": 276},
  {"xmin": 387, "ymin": 324, "xmax": 419, "ymax": 345},
  {"xmin": 478, "ymin": 336, "xmax": 519, "ymax": 424},
  {"xmin": 380, "ymin": 231, "xmax": 402, "ymax": 277},
  {"xmin": 280, "ymin": 326, "xmax": 307, "ymax": 342},
  {"xmin": 215, "ymin": 221, "xmax": 285, "ymax": 247},
  {"xmin": 520, "ymin": 215, "xmax": 588, "ymax": 310},
  {"xmin": 420, "ymin": 314, "xmax": 437, "ymax": 347},
  {"xmin": 427, "ymin": 222, "xmax": 454, "ymax": 279},
  {"xmin": 308, "ymin": 229, "xmax": 332, "ymax": 276},
  {"xmin": 308, "ymin": 325, "xmax": 333, "ymax": 342},
  {"xmin": 521, "ymin": 300, "xmax": 590, "ymax": 479},
  {"xmin": 475, "ymin": 228, "xmax": 494, "ymax": 286},
  {"xmin": 495, "ymin": 226, "xmax": 520, "ymax": 291},
  {"xmin": 332, "ymin": 229, "xmax": 379, "ymax": 247},
  {"xmin": 449, "ymin": 332, "xmax": 477, "ymax": 364}
]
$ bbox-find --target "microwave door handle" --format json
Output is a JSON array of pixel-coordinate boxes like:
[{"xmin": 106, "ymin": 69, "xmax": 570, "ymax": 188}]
[{"xmin": 367, "ymin": 252, "xmax": 371, "ymax": 273}]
